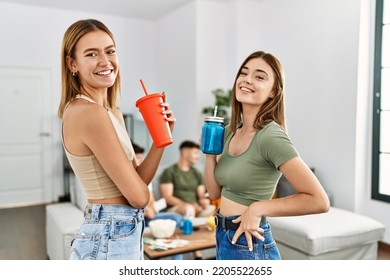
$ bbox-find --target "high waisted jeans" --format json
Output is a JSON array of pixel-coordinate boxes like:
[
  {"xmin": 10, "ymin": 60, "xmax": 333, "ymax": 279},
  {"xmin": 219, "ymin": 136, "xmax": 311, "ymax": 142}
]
[
  {"xmin": 215, "ymin": 211, "xmax": 281, "ymax": 260},
  {"xmin": 69, "ymin": 203, "xmax": 144, "ymax": 260}
]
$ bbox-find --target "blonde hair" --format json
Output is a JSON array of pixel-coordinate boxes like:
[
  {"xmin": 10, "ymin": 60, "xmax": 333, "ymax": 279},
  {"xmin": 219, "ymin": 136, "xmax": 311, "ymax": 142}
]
[
  {"xmin": 58, "ymin": 19, "xmax": 121, "ymax": 118},
  {"xmin": 230, "ymin": 51, "xmax": 286, "ymax": 133}
]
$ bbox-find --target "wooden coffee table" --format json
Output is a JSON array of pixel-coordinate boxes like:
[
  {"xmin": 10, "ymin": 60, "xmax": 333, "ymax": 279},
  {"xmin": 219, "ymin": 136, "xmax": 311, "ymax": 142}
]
[{"xmin": 143, "ymin": 225, "xmax": 216, "ymax": 260}]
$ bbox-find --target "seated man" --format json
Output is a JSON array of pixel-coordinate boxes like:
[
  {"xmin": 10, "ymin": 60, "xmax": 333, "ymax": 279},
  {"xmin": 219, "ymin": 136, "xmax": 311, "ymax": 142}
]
[{"xmin": 159, "ymin": 140, "xmax": 215, "ymax": 218}]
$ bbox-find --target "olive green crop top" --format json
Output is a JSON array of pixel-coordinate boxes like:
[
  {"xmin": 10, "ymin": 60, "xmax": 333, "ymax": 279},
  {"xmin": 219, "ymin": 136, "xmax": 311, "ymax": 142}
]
[
  {"xmin": 63, "ymin": 95, "xmax": 135, "ymax": 200},
  {"xmin": 214, "ymin": 121, "xmax": 299, "ymax": 206}
]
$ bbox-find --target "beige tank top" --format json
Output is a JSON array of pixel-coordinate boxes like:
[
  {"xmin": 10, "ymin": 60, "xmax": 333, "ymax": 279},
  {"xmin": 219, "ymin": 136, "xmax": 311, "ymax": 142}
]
[{"xmin": 63, "ymin": 95, "xmax": 135, "ymax": 200}]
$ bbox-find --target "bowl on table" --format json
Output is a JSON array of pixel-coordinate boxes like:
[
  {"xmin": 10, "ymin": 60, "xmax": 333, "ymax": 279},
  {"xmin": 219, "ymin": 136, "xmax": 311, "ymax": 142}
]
[{"xmin": 148, "ymin": 219, "xmax": 177, "ymax": 238}]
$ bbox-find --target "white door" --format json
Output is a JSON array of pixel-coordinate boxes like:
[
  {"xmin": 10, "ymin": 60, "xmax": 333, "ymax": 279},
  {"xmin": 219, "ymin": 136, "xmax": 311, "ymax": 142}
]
[{"xmin": 0, "ymin": 67, "xmax": 53, "ymax": 208}]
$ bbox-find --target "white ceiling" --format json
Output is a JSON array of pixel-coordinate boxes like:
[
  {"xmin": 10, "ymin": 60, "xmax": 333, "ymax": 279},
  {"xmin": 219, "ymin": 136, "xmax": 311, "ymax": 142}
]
[{"xmin": 0, "ymin": 0, "xmax": 194, "ymax": 20}]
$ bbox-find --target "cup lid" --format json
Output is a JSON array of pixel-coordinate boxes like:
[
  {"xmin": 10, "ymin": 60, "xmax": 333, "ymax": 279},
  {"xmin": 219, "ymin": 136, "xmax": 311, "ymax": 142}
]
[
  {"xmin": 135, "ymin": 93, "xmax": 164, "ymax": 107},
  {"xmin": 205, "ymin": 116, "xmax": 224, "ymax": 123}
]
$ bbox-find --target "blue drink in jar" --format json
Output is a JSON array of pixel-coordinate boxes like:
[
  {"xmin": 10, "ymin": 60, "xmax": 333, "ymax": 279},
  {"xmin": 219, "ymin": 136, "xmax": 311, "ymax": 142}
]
[
  {"xmin": 180, "ymin": 218, "xmax": 193, "ymax": 235},
  {"xmin": 201, "ymin": 116, "xmax": 225, "ymax": 155},
  {"xmin": 180, "ymin": 211, "xmax": 193, "ymax": 234}
]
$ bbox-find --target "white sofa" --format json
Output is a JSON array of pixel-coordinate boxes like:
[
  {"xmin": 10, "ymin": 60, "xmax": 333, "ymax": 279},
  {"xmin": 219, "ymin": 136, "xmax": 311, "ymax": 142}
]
[
  {"xmin": 45, "ymin": 175, "xmax": 86, "ymax": 260},
  {"xmin": 270, "ymin": 174, "xmax": 386, "ymax": 259},
  {"xmin": 268, "ymin": 207, "xmax": 385, "ymax": 259}
]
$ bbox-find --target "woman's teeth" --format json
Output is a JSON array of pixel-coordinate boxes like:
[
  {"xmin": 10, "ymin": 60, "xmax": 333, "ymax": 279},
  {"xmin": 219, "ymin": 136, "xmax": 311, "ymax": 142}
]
[
  {"xmin": 96, "ymin": 70, "xmax": 111, "ymax": 75},
  {"xmin": 240, "ymin": 87, "xmax": 253, "ymax": 93}
]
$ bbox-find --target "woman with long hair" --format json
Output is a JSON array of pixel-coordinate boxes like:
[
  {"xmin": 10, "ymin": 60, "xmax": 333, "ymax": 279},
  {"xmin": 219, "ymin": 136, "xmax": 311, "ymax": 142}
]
[
  {"xmin": 58, "ymin": 19, "xmax": 175, "ymax": 260},
  {"xmin": 204, "ymin": 51, "xmax": 329, "ymax": 260}
]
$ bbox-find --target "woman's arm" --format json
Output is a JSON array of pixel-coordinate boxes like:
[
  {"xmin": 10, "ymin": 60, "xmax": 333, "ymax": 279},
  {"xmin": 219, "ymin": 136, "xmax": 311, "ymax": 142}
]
[
  {"xmin": 231, "ymin": 156, "xmax": 330, "ymax": 250},
  {"xmin": 204, "ymin": 154, "xmax": 222, "ymax": 200},
  {"xmin": 144, "ymin": 190, "xmax": 157, "ymax": 219},
  {"xmin": 110, "ymin": 108, "xmax": 161, "ymax": 186},
  {"xmin": 81, "ymin": 105, "xmax": 150, "ymax": 208},
  {"xmin": 251, "ymin": 156, "xmax": 330, "ymax": 217}
]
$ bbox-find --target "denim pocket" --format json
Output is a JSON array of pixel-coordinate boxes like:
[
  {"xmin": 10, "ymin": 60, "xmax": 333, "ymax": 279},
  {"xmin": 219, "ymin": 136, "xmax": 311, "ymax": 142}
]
[
  {"xmin": 263, "ymin": 240, "xmax": 280, "ymax": 260},
  {"xmin": 226, "ymin": 230, "xmax": 251, "ymax": 250},
  {"xmin": 107, "ymin": 218, "xmax": 144, "ymax": 260},
  {"xmin": 70, "ymin": 233, "xmax": 101, "ymax": 260},
  {"xmin": 111, "ymin": 216, "xmax": 137, "ymax": 239},
  {"xmin": 218, "ymin": 226, "xmax": 281, "ymax": 260},
  {"xmin": 69, "ymin": 222, "xmax": 108, "ymax": 260},
  {"xmin": 262, "ymin": 233, "xmax": 281, "ymax": 260}
]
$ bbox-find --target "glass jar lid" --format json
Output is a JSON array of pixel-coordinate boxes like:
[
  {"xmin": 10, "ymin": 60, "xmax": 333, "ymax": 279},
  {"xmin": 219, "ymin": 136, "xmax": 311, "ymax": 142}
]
[{"xmin": 205, "ymin": 116, "xmax": 224, "ymax": 123}]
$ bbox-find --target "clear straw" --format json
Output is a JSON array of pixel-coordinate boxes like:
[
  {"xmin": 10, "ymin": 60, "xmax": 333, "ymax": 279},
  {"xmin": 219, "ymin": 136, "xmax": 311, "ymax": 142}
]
[
  {"xmin": 140, "ymin": 79, "xmax": 148, "ymax": 95},
  {"xmin": 213, "ymin": 105, "xmax": 218, "ymax": 117}
]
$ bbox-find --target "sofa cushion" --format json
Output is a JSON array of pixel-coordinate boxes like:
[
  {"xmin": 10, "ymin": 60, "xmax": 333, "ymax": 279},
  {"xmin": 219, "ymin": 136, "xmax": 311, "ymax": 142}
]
[
  {"xmin": 268, "ymin": 207, "xmax": 385, "ymax": 256},
  {"xmin": 45, "ymin": 202, "xmax": 84, "ymax": 259}
]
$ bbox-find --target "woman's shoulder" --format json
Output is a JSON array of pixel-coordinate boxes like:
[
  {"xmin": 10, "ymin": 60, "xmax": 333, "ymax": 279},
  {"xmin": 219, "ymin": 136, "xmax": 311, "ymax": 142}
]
[
  {"xmin": 254, "ymin": 121, "xmax": 289, "ymax": 147},
  {"xmin": 110, "ymin": 107, "xmax": 126, "ymax": 125},
  {"xmin": 259, "ymin": 121, "xmax": 286, "ymax": 136},
  {"xmin": 64, "ymin": 99, "xmax": 113, "ymax": 131},
  {"xmin": 74, "ymin": 98, "xmax": 109, "ymax": 115},
  {"xmin": 252, "ymin": 121, "xmax": 298, "ymax": 161}
]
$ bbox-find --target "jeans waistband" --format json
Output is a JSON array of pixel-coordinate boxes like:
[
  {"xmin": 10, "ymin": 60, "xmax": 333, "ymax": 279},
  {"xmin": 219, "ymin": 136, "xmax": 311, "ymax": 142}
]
[
  {"xmin": 84, "ymin": 203, "xmax": 144, "ymax": 222},
  {"xmin": 215, "ymin": 211, "xmax": 267, "ymax": 231}
]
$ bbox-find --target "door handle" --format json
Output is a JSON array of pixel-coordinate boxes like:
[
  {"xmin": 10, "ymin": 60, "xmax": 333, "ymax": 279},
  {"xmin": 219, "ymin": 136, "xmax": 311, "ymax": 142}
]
[{"xmin": 39, "ymin": 132, "xmax": 51, "ymax": 137}]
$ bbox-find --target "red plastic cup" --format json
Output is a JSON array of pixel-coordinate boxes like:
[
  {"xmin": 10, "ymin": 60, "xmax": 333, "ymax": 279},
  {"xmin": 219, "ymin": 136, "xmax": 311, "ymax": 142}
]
[{"xmin": 135, "ymin": 93, "xmax": 173, "ymax": 148}]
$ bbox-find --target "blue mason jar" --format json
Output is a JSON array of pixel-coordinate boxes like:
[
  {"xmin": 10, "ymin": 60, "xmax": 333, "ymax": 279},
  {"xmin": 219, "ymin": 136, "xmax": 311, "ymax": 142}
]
[
  {"xmin": 201, "ymin": 116, "xmax": 225, "ymax": 155},
  {"xmin": 180, "ymin": 218, "xmax": 193, "ymax": 235}
]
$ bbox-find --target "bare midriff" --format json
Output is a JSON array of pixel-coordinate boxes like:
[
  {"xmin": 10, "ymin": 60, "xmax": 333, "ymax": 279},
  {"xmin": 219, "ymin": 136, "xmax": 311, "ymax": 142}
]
[
  {"xmin": 88, "ymin": 195, "xmax": 131, "ymax": 206},
  {"xmin": 219, "ymin": 196, "xmax": 248, "ymax": 217}
]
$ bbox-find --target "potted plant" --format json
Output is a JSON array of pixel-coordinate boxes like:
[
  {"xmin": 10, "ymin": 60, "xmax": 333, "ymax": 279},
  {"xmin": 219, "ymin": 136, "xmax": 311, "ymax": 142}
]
[{"xmin": 201, "ymin": 88, "xmax": 232, "ymax": 125}]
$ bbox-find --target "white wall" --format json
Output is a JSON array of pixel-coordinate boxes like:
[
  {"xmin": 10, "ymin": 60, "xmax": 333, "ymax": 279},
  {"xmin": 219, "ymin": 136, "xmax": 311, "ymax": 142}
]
[
  {"xmin": 1, "ymin": 0, "xmax": 388, "ymax": 243},
  {"xmin": 235, "ymin": 0, "xmax": 361, "ymax": 211},
  {"xmin": 196, "ymin": 0, "xmax": 234, "ymax": 129},
  {"xmin": 154, "ymin": 1, "xmax": 198, "ymax": 164},
  {"xmin": 0, "ymin": 2, "xmax": 157, "ymax": 200}
]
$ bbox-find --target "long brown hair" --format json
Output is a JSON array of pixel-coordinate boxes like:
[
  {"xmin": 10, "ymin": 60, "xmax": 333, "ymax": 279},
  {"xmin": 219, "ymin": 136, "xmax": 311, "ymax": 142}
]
[
  {"xmin": 58, "ymin": 19, "xmax": 121, "ymax": 118},
  {"xmin": 229, "ymin": 51, "xmax": 286, "ymax": 133}
]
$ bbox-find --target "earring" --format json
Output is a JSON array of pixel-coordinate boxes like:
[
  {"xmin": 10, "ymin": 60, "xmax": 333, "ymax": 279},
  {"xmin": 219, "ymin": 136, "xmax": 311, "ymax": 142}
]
[{"xmin": 72, "ymin": 71, "xmax": 77, "ymax": 77}]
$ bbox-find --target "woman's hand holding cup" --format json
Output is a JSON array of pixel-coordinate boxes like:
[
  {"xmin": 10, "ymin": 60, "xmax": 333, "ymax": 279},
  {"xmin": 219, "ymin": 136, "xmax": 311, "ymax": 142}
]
[{"xmin": 161, "ymin": 100, "xmax": 176, "ymax": 132}]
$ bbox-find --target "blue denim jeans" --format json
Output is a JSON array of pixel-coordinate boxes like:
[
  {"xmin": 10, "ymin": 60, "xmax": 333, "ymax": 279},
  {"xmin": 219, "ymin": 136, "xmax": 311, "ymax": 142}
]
[
  {"xmin": 215, "ymin": 212, "xmax": 281, "ymax": 260},
  {"xmin": 69, "ymin": 203, "xmax": 145, "ymax": 260}
]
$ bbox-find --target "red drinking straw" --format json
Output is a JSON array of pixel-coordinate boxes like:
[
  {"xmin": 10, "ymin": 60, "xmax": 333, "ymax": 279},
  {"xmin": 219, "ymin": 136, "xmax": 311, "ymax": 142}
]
[{"xmin": 140, "ymin": 79, "xmax": 149, "ymax": 95}]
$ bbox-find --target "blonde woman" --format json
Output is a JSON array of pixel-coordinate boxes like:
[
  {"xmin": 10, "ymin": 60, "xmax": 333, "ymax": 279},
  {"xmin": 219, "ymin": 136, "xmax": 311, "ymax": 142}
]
[{"xmin": 58, "ymin": 19, "xmax": 175, "ymax": 260}]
